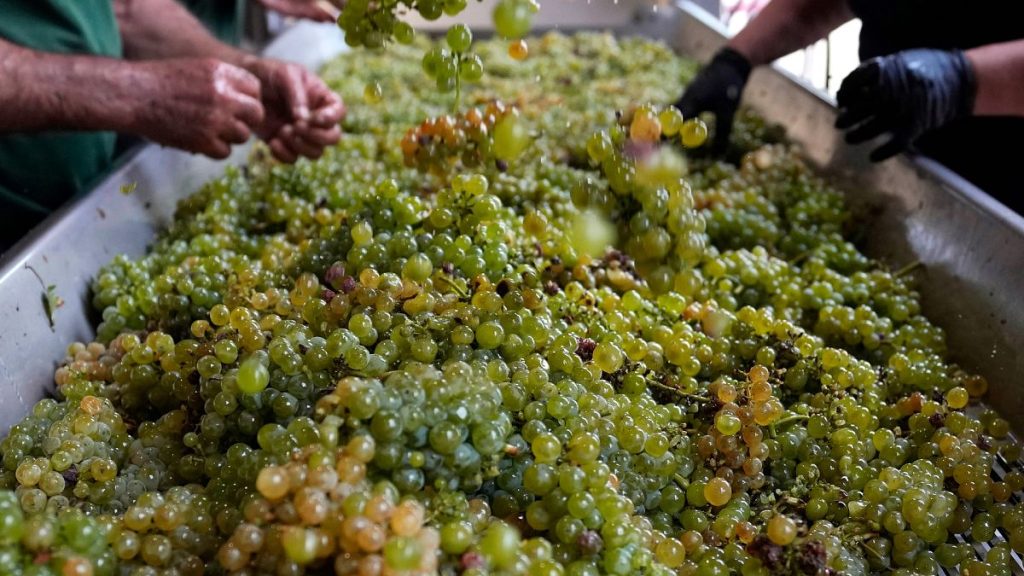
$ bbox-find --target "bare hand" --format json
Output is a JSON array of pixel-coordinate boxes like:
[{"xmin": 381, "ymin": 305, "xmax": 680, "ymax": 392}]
[
  {"xmin": 257, "ymin": 0, "xmax": 343, "ymax": 23},
  {"xmin": 130, "ymin": 58, "xmax": 265, "ymax": 159},
  {"xmin": 244, "ymin": 58, "xmax": 345, "ymax": 163}
]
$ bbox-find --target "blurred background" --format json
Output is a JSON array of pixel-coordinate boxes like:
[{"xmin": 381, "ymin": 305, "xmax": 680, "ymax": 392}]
[
  {"xmin": 715, "ymin": 0, "xmax": 861, "ymax": 98},
  {"xmin": 255, "ymin": 0, "xmax": 861, "ymax": 98}
]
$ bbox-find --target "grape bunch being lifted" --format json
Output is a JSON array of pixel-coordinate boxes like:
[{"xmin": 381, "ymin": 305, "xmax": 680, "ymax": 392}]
[{"xmin": 2, "ymin": 1, "xmax": 1024, "ymax": 576}]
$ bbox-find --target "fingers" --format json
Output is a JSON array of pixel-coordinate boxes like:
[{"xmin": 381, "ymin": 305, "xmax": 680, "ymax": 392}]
[
  {"xmin": 279, "ymin": 65, "xmax": 311, "ymax": 121},
  {"xmin": 835, "ymin": 59, "xmax": 905, "ymax": 161},
  {"xmin": 835, "ymin": 103, "xmax": 872, "ymax": 131},
  {"xmin": 219, "ymin": 119, "xmax": 254, "ymax": 145},
  {"xmin": 836, "ymin": 62, "xmax": 882, "ymax": 131},
  {"xmin": 311, "ymin": 98, "xmax": 345, "ymax": 127},
  {"xmin": 869, "ymin": 136, "xmax": 909, "ymax": 162},
  {"xmin": 279, "ymin": 126, "xmax": 326, "ymax": 158},
  {"xmin": 711, "ymin": 109, "xmax": 734, "ymax": 155},
  {"xmin": 295, "ymin": 124, "xmax": 341, "ymax": 147},
  {"xmin": 266, "ymin": 122, "xmax": 339, "ymax": 163},
  {"xmin": 200, "ymin": 139, "xmax": 232, "ymax": 160},
  {"xmin": 836, "ymin": 60, "xmax": 880, "ymax": 108},
  {"xmin": 260, "ymin": 0, "xmax": 335, "ymax": 21},
  {"xmin": 232, "ymin": 93, "xmax": 266, "ymax": 129},
  {"xmin": 222, "ymin": 64, "xmax": 263, "ymax": 100},
  {"xmin": 269, "ymin": 138, "xmax": 299, "ymax": 164},
  {"xmin": 303, "ymin": 78, "xmax": 345, "ymax": 127},
  {"xmin": 674, "ymin": 93, "xmax": 698, "ymax": 119},
  {"xmin": 217, "ymin": 62, "xmax": 266, "ymax": 129},
  {"xmin": 843, "ymin": 115, "xmax": 889, "ymax": 145}
]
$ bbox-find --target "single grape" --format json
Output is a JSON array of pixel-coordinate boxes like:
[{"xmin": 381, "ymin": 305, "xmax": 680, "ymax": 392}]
[{"xmin": 446, "ymin": 24, "xmax": 473, "ymax": 53}]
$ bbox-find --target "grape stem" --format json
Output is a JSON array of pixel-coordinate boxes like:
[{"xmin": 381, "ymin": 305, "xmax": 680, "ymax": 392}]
[
  {"xmin": 437, "ymin": 275, "xmax": 469, "ymax": 298},
  {"xmin": 893, "ymin": 260, "xmax": 923, "ymax": 277},
  {"xmin": 787, "ymin": 251, "xmax": 810, "ymax": 265},
  {"xmin": 453, "ymin": 54, "xmax": 463, "ymax": 113},
  {"xmin": 647, "ymin": 379, "xmax": 707, "ymax": 402},
  {"xmin": 768, "ymin": 414, "xmax": 809, "ymax": 437}
]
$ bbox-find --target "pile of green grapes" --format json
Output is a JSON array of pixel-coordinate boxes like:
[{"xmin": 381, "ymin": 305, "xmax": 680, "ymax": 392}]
[{"xmin": 1, "ymin": 32, "xmax": 1020, "ymax": 576}]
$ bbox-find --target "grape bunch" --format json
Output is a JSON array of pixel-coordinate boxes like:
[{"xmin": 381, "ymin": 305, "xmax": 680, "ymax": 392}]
[
  {"xmin": 339, "ymin": 0, "xmax": 537, "ymax": 108},
  {"xmin": 400, "ymin": 101, "xmax": 518, "ymax": 176},
  {"xmin": 336, "ymin": 0, "xmax": 435, "ymax": 49},
  {"xmin": 0, "ymin": 32, "xmax": 1022, "ymax": 576},
  {"xmin": 422, "ymin": 24, "xmax": 485, "ymax": 100},
  {"xmin": 570, "ymin": 104, "xmax": 711, "ymax": 292},
  {"xmin": 217, "ymin": 440, "xmax": 440, "ymax": 575}
]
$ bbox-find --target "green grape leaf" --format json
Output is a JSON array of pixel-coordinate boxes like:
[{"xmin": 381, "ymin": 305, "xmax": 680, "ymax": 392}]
[
  {"xmin": 25, "ymin": 264, "xmax": 63, "ymax": 329},
  {"xmin": 43, "ymin": 284, "xmax": 64, "ymax": 328}
]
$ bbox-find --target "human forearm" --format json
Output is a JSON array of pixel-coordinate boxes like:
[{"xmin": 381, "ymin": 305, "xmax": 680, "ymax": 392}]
[
  {"xmin": 967, "ymin": 40, "xmax": 1024, "ymax": 117},
  {"xmin": 114, "ymin": 0, "xmax": 247, "ymax": 66},
  {"xmin": 0, "ymin": 39, "xmax": 141, "ymax": 133},
  {"xmin": 729, "ymin": 0, "xmax": 853, "ymax": 67},
  {"xmin": 0, "ymin": 35, "xmax": 265, "ymax": 158},
  {"xmin": 115, "ymin": 0, "xmax": 342, "ymax": 162}
]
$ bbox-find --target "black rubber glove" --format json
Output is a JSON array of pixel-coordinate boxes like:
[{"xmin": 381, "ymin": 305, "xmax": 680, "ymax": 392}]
[
  {"xmin": 675, "ymin": 47, "xmax": 752, "ymax": 153},
  {"xmin": 835, "ymin": 48, "xmax": 976, "ymax": 162}
]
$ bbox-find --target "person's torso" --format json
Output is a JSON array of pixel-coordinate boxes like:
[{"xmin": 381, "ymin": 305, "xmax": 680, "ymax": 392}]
[
  {"xmin": 179, "ymin": 0, "xmax": 244, "ymax": 45},
  {"xmin": 849, "ymin": 0, "xmax": 1024, "ymax": 60},
  {"xmin": 0, "ymin": 0, "xmax": 123, "ymax": 244},
  {"xmin": 848, "ymin": 0, "xmax": 1024, "ymax": 206}
]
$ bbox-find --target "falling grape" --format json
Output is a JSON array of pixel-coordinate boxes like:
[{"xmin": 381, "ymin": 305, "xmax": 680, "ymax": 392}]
[
  {"xmin": 363, "ymin": 81, "xmax": 383, "ymax": 104},
  {"xmin": 508, "ymin": 39, "xmax": 529, "ymax": 61},
  {"xmin": 680, "ymin": 118, "xmax": 709, "ymax": 148}
]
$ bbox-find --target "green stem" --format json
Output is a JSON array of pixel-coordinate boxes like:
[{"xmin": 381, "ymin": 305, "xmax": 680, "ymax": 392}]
[
  {"xmin": 648, "ymin": 380, "xmax": 707, "ymax": 402},
  {"xmin": 894, "ymin": 260, "xmax": 923, "ymax": 277},
  {"xmin": 453, "ymin": 54, "xmax": 463, "ymax": 113},
  {"xmin": 437, "ymin": 275, "xmax": 469, "ymax": 298},
  {"xmin": 788, "ymin": 251, "xmax": 810, "ymax": 265},
  {"xmin": 769, "ymin": 414, "xmax": 809, "ymax": 437},
  {"xmin": 773, "ymin": 414, "xmax": 810, "ymax": 427}
]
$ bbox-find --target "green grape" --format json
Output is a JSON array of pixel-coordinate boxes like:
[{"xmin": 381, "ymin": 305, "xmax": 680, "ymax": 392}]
[
  {"xmin": 446, "ymin": 24, "xmax": 473, "ymax": 53},
  {"xmin": 236, "ymin": 354, "xmax": 269, "ymax": 394},
  {"xmin": 493, "ymin": 0, "xmax": 534, "ymax": 39},
  {"xmin": 394, "ymin": 22, "xmax": 415, "ymax": 45},
  {"xmin": 383, "ymin": 536, "xmax": 422, "ymax": 570},
  {"xmin": 460, "ymin": 54, "xmax": 484, "ymax": 82},
  {"xmin": 493, "ymin": 112, "xmax": 530, "ymax": 161},
  {"xmin": 480, "ymin": 522, "xmax": 521, "ymax": 568}
]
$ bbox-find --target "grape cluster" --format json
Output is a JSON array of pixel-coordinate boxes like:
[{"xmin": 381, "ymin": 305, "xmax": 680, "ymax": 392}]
[
  {"xmin": 400, "ymin": 101, "xmax": 517, "ymax": 176},
  {"xmin": 571, "ymin": 104, "xmax": 710, "ymax": 293},
  {"xmin": 422, "ymin": 24, "xmax": 485, "ymax": 99},
  {"xmin": 339, "ymin": 0, "xmax": 537, "ymax": 111},
  {"xmin": 0, "ymin": 32, "xmax": 1020, "ymax": 576},
  {"xmin": 335, "ymin": 0, "xmax": 431, "ymax": 49},
  {"xmin": 217, "ymin": 440, "xmax": 439, "ymax": 575}
]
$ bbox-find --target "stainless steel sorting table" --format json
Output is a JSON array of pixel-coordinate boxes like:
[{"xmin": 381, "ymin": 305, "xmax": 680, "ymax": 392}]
[{"xmin": 1, "ymin": 2, "xmax": 1022, "ymax": 439}]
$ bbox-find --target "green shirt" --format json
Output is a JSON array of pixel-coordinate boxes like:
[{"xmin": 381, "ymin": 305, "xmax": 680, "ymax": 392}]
[
  {"xmin": 0, "ymin": 0, "xmax": 123, "ymax": 242},
  {"xmin": 180, "ymin": 0, "xmax": 244, "ymax": 46},
  {"xmin": 0, "ymin": 1, "xmax": 242, "ymax": 246}
]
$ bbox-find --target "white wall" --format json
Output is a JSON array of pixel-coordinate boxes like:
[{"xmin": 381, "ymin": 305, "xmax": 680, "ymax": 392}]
[
  {"xmin": 404, "ymin": 0, "xmax": 668, "ymax": 30},
  {"xmin": 775, "ymin": 19, "xmax": 861, "ymax": 97}
]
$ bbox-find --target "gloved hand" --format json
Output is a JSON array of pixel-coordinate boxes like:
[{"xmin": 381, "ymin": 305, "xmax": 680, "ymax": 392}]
[
  {"xmin": 675, "ymin": 47, "xmax": 752, "ymax": 153},
  {"xmin": 835, "ymin": 48, "xmax": 976, "ymax": 161}
]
